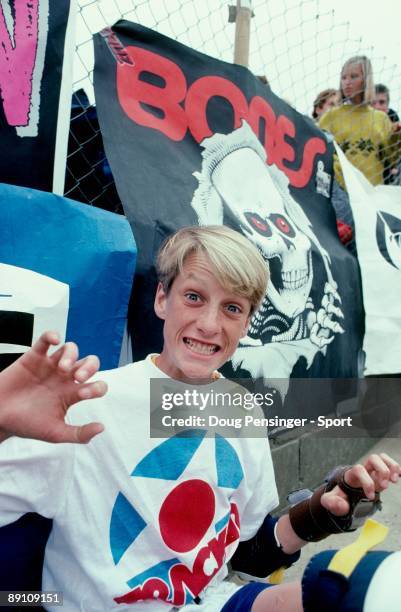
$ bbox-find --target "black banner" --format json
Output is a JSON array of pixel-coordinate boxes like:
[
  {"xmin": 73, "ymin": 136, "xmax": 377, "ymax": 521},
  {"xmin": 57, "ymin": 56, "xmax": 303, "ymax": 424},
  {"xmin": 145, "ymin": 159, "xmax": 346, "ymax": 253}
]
[
  {"xmin": 94, "ymin": 21, "xmax": 363, "ymax": 383},
  {"xmin": 0, "ymin": 0, "xmax": 73, "ymax": 192}
]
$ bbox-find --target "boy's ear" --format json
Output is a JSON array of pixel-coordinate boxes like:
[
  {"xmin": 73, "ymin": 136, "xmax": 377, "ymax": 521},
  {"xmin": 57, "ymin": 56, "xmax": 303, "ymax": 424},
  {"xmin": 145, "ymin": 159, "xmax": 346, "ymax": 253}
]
[{"xmin": 154, "ymin": 282, "xmax": 167, "ymax": 321}]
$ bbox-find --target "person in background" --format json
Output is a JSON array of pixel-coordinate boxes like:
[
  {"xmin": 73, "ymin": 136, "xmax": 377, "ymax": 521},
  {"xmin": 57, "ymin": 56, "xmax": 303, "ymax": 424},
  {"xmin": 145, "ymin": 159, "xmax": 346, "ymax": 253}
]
[
  {"xmin": 372, "ymin": 83, "xmax": 399, "ymax": 123},
  {"xmin": 312, "ymin": 88, "xmax": 340, "ymax": 121},
  {"xmin": 373, "ymin": 84, "xmax": 401, "ymax": 183},
  {"xmin": 318, "ymin": 56, "xmax": 401, "ymax": 253},
  {"xmin": 319, "ymin": 56, "xmax": 400, "ymax": 187}
]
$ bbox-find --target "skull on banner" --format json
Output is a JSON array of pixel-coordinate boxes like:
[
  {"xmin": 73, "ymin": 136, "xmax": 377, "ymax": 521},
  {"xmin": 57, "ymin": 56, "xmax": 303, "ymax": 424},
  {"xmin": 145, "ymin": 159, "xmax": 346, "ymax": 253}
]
[{"xmin": 190, "ymin": 121, "xmax": 344, "ymax": 378}]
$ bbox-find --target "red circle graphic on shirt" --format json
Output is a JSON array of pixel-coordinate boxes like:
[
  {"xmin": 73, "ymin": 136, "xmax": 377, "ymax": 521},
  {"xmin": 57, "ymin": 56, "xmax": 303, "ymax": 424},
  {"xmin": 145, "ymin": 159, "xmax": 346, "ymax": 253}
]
[{"xmin": 159, "ymin": 479, "xmax": 215, "ymax": 553}]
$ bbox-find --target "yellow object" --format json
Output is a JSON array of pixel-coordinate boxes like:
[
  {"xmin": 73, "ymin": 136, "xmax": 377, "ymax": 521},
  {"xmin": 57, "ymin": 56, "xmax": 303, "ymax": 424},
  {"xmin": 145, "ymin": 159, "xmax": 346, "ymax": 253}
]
[
  {"xmin": 268, "ymin": 566, "xmax": 286, "ymax": 585},
  {"xmin": 319, "ymin": 104, "xmax": 398, "ymax": 187},
  {"xmin": 267, "ymin": 519, "xmax": 388, "ymax": 586},
  {"xmin": 328, "ymin": 519, "xmax": 389, "ymax": 578}
]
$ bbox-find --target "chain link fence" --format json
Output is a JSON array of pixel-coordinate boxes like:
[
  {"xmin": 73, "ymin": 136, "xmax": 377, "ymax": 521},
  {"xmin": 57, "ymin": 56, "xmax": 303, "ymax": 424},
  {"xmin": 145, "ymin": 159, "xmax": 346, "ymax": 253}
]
[{"xmin": 65, "ymin": 0, "xmax": 401, "ymax": 211}]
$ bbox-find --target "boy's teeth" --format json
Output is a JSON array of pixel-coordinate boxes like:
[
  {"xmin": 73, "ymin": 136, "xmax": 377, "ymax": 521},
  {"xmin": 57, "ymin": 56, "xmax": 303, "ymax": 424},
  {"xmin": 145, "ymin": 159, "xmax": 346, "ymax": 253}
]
[{"xmin": 185, "ymin": 338, "xmax": 217, "ymax": 354}]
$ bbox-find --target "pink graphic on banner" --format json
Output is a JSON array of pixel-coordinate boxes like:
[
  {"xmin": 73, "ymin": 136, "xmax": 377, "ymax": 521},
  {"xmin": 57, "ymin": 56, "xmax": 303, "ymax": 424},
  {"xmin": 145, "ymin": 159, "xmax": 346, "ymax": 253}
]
[{"xmin": 0, "ymin": 1, "xmax": 40, "ymax": 127}]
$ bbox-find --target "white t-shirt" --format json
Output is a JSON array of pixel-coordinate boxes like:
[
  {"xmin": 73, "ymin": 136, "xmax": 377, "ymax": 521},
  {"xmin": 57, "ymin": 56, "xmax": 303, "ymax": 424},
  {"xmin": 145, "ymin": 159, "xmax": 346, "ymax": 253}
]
[{"xmin": 0, "ymin": 356, "xmax": 278, "ymax": 611}]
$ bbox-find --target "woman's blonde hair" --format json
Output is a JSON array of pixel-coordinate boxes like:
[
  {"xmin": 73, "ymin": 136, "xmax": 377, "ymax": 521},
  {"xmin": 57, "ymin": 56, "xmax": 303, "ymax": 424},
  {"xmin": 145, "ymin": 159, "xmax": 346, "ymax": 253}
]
[
  {"xmin": 156, "ymin": 225, "xmax": 269, "ymax": 314},
  {"xmin": 340, "ymin": 55, "xmax": 375, "ymax": 104}
]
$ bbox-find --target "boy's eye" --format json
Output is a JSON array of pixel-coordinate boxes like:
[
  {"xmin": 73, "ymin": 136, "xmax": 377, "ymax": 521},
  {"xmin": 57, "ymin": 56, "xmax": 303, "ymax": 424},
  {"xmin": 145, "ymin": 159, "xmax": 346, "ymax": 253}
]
[
  {"xmin": 185, "ymin": 292, "xmax": 200, "ymax": 302},
  {"xmin": 226, "ymin": 304, "xmax": 241, "ymax": 314}
]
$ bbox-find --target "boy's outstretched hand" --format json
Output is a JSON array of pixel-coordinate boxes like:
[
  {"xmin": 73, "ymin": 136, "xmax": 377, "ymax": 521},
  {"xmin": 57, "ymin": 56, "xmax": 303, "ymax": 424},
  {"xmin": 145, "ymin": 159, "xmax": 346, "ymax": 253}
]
[
  {"xmin": 321, "ymin": 452, "xmax": 401, "ymax": 516},
  {"xmin": 0, "ymin": 332, "xmax": 107, "ymax": 444}
]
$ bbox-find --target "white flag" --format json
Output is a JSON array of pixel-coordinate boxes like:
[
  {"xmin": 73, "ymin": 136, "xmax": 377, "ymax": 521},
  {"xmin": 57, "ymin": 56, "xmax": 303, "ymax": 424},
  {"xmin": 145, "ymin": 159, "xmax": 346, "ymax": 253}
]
[{"xmin": 336, "ymin": 143, "xmax": 401, "ymax": 375}]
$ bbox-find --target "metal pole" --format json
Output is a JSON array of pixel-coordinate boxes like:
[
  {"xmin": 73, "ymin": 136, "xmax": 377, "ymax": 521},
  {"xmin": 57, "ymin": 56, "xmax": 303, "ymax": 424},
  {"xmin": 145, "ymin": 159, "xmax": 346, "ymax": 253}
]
[{"xmin": 232, "ymin": 0, "xmax": 253, "ymax": 68}]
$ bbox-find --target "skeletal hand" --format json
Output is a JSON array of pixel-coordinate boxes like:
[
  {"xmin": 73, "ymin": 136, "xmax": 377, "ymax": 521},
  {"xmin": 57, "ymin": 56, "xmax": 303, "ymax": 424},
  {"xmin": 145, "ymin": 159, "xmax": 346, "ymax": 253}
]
[{"xmin": 308, "ymin": 281, "xmax": 344, "ymax": 350}]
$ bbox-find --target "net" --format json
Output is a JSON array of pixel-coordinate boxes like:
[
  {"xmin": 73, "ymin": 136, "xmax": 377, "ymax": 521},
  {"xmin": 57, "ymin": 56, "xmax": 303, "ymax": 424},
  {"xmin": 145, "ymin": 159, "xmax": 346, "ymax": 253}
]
[{"xmin": 66, "ymin": 0, "xmax": 401, "ymax": 209}]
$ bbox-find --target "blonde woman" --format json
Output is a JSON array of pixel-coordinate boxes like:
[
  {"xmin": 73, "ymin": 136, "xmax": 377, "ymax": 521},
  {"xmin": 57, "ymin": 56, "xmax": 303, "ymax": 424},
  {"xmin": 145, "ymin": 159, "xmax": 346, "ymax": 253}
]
[
  {"xmin": 319, "ymin": 55, "xmax": 399, "ymax": 187},
  {"xmin": 318, "ymin": 57, "xmax": 401, "ymax": 252}
]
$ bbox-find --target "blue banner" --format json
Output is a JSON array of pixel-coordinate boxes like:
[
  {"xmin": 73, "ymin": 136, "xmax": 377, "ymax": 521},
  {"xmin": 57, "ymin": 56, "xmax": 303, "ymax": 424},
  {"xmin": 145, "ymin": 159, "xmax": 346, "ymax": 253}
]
[{"xmin": 0, "ymin": 183, "xmax": 136, "ymax": 370}]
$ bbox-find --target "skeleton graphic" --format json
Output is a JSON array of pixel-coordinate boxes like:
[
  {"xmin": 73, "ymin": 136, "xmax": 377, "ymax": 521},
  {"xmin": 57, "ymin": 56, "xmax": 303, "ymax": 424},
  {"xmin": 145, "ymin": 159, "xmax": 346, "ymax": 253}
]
[{"xmin": 190, "ymin": 121, "xmax": 344, "ymax": 379}]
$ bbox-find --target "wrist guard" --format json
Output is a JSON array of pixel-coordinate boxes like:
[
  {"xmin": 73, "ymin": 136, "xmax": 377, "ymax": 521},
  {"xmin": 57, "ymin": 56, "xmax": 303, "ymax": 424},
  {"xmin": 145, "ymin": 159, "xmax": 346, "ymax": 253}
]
[{"xmin": 288, "ymin": 465, "xmax": 382, "ymax": 542}]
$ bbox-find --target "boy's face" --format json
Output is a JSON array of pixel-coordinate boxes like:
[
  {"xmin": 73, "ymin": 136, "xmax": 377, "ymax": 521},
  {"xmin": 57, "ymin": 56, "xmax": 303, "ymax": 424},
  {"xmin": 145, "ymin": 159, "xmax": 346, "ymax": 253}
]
[
  {"xmin": 154, "ymin": 252, "xmax": 251, "ymax": 382},
  {"xmin": 373, "ymin": 93, "xmax": 389, "ymax": 114}
]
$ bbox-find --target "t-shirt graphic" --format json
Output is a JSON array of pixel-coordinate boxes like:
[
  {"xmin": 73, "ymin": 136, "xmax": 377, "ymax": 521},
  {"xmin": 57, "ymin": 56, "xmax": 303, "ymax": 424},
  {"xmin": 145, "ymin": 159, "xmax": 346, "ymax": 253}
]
[{"xmin": 110, "ymin": 430, "xmax": 244, "ymax": 606}]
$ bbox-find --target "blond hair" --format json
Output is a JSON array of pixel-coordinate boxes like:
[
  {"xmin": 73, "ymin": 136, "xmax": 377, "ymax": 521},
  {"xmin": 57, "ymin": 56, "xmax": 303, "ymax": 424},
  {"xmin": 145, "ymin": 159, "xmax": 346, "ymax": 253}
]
[
  {"xmin": 156, "ymin": 225, "xmax": 268, "ymax": 314},
  {"xmin": 340, "ymin": 56, "xmax": 375, "ymax": 104}
]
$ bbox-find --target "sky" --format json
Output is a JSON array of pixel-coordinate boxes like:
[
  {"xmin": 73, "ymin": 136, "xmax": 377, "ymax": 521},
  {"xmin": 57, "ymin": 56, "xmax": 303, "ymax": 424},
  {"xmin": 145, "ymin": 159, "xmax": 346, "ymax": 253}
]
[{"xmin": 75, "ymin": 0, "xmax": 401, "ymax": 116}]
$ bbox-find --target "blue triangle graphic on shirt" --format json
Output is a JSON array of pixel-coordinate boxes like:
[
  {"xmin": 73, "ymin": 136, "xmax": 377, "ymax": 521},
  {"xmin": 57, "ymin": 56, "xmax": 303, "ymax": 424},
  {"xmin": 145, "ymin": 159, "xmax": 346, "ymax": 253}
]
[
  {"xmin": 110, "ymin": 492, "xmax": 147, "ymax": 565},
  {"xmin": 215, "ymin": 511, "xmax": 230, "ymax": 534},
  {"xmin": 215, "ymin": 434, "xmax": 243, "ymax": 489},
  {"xmin": 131, "ymin": 430, "xmax": 207, "ymax": 480}
]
